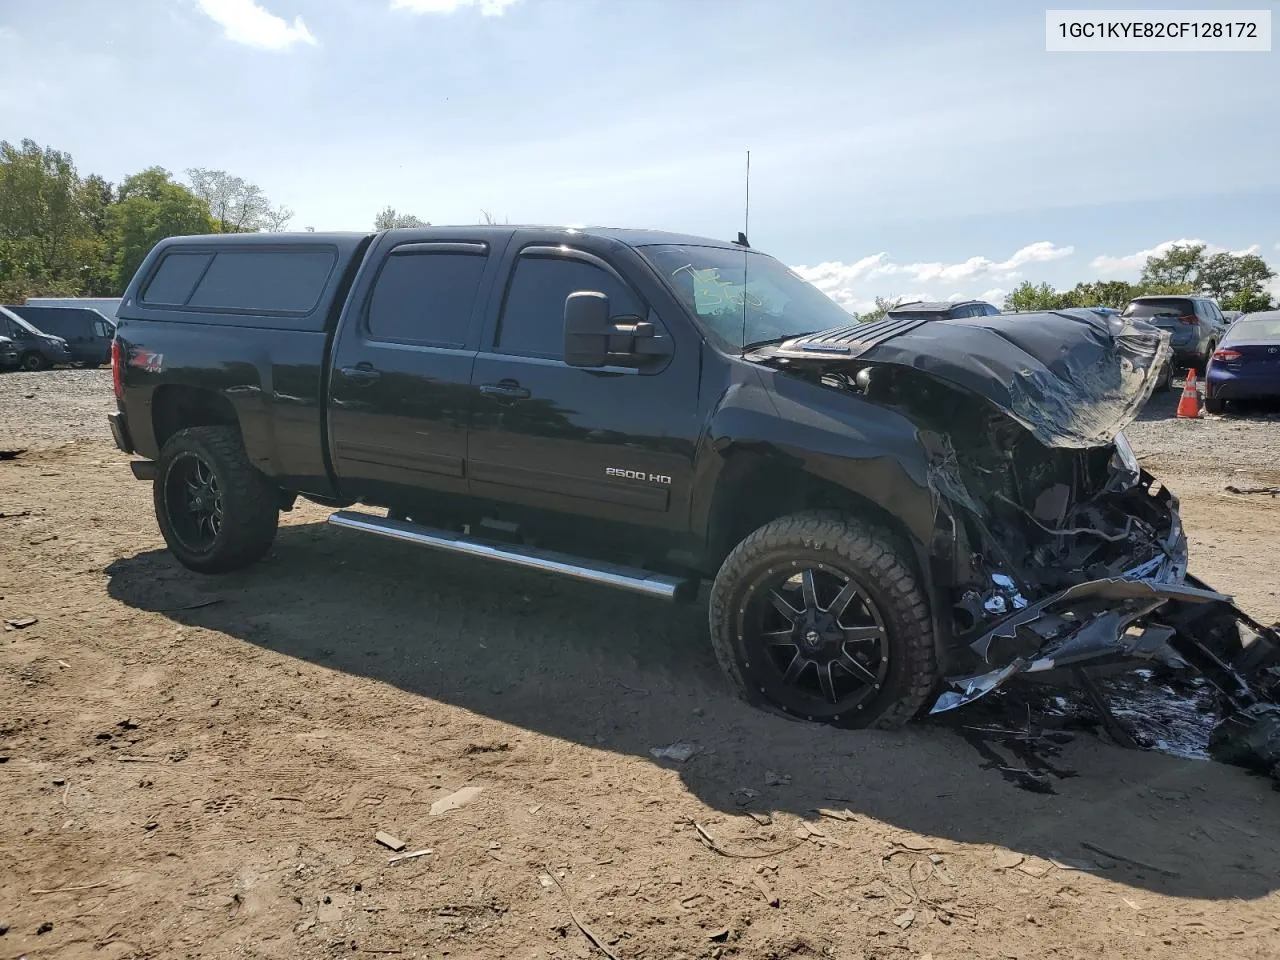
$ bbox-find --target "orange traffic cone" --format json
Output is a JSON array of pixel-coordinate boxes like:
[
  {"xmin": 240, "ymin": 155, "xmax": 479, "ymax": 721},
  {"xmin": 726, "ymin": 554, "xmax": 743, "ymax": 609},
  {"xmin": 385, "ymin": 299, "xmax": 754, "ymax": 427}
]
[{"xmin": 1176, "ymin": 369, "xmax": 1201, "ymax": 418}]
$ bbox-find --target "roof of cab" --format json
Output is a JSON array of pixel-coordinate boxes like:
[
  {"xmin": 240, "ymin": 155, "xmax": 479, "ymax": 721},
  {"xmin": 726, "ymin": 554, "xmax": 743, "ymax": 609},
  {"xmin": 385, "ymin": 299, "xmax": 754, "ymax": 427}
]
[{"xmin": 153, "ymin": 226, "xmax": 746, "ymax": 251}]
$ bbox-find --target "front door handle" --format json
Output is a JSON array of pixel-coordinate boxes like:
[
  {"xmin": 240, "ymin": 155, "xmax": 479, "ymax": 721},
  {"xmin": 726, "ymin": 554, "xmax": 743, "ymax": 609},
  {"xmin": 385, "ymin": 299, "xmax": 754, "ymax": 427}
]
[
  {"xmin": 340, "ymin": 363, "xmax": 381, "ymax": 382},
  {"xmin": 479, "ymin": 380, "xmax": 531, "ymax": 400}
]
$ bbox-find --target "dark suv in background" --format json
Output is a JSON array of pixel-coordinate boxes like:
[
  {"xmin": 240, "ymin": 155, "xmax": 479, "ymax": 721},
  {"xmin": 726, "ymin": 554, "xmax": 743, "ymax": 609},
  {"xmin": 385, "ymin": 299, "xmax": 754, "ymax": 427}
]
[
  {"xmin": 0, "ymin": 305, "xmax": 72, "ymax": 370},
  {"xmin": 1121, "ymin": 296, "xmax": 1226, "ymax": 376},
  {"xmin": 5, "ymin": 304, "xmax": 115, "ymax": 366}
]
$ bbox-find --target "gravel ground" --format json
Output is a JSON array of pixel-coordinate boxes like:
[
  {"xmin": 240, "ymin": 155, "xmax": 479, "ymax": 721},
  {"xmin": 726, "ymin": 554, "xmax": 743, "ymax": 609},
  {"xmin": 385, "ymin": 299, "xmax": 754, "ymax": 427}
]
[
  {"xmin": 1126, "ymin": 376, "xmax": 1280, "ymax": 482},
  {"xmin": 0, "ymin": 368, "xmax": 117, "ymax": 452},
  {"xmin": 2, "ymin": 366, "xmax": 1278, "ymax": 959}
]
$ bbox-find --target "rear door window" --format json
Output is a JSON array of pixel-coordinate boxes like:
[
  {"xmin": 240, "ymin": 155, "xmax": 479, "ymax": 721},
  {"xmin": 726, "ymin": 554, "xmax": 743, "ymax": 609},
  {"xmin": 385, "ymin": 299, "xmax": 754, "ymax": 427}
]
[
  {"xmin": 496, "ymin": 255, "xmax": 644, "ymax": 359},
  {"xmin": 366, "ymin": 250, "xmax": 488, "ymax": 347},
  {"xmin": 187, "ymin": 250, "xmax": 336, "ymax": 314}
]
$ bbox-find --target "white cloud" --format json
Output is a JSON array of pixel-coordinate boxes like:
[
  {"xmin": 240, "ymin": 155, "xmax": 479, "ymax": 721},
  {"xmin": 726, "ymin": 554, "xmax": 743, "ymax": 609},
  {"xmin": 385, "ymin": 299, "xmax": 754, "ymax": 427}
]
[
  {"xmin": 195, "ymin": 0, "xmax": 316, "ymax": 50},
  {"xmin": 1091, "ymin": 238, "xmax": 1262, "ymax": 276},
  {"xmin": 390, "ymin": 0, "xmax": 522, "ymax": 15},
  {"xmin": 792, "ymin": 243, "xmax": 1070, "ymax": 314}
]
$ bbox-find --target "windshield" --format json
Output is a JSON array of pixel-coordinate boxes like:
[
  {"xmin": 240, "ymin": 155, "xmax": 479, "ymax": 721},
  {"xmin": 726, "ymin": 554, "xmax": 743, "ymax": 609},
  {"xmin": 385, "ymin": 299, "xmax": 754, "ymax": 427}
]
[
  {"xmin": 1226, "ymin": 316, "xmax": 1280, "ymax": 341},
  {"xmin": 0, "ymin": 307, "xmax": 41, "ymax": 335},
  {"xmin": 638, "ymin": 244, "xmax": 853, "ymax": 350}
]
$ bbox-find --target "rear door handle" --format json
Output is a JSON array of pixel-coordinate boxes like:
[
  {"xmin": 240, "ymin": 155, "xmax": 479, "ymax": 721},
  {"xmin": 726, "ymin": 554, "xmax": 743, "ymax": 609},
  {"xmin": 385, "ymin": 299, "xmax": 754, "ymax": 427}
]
[
  {"xmin": 340, "ymin": 363, "xmax": 381, "ymax": 382},
  {"xmin": 479, "ymin": 380, "xmax": 531, "ymax": 400}
]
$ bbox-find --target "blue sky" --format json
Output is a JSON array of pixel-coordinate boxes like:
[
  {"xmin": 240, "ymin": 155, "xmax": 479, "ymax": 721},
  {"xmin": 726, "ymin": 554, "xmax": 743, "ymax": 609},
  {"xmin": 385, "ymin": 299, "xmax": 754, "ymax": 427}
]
[{"xmin": 1, "ymin": 0, "xmax": 1278, "ymax": 311}]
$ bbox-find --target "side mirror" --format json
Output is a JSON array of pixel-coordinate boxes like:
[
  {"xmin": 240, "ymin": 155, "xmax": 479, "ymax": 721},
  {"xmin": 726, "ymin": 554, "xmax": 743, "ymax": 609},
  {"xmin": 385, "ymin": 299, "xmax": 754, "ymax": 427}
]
[
  {"xmin": 564, "ymin": 291, "xmax": 667, "ymax": 368},
  {"xmin": 564, "ymin": 291, "xmax": 611, "ymax": 367}
]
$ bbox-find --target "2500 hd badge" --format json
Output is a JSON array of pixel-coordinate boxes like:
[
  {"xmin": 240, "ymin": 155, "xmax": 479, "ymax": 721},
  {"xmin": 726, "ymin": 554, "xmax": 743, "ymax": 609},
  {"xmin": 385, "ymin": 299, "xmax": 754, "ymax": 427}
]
[{"xmin": 606, "ymin": 467, "xmax": 673, "ymax": 485}]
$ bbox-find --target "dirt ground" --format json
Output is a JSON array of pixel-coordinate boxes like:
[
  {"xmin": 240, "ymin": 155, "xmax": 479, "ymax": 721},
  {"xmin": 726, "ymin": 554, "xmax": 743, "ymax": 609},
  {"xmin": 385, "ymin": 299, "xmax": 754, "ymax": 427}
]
[{"xmin": 2, "ymin": 370, "xmax": 1279, "ymax": 960}]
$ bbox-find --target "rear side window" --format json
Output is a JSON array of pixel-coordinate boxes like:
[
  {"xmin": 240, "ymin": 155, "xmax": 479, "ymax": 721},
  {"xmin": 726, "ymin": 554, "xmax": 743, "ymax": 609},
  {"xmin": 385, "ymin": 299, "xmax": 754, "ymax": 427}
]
[
  {"xmin": 187, "ymin": 250, "xmax": 335, "ymax": 314},
  {"xmin": 142, "ymin": 253, "xmax": 213, "ymax": 305},
  {"xmin": 1123, "ymin": 299, "xmax": 1193, "ymax": 319},
  {"xmin": 497, "ymin": 256, "xmax": 643, "ymax": 359},
  {"xmin": 366, "ymin": 251, "xmax": 488, "ymax": 347}
]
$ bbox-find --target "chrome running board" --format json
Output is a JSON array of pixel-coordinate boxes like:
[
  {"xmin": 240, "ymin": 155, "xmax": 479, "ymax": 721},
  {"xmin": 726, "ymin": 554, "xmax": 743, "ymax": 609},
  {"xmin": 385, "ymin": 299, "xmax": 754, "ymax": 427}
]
[{"xmin": 327, "ymin": 510, "xmax": 698, "ymax": 602}]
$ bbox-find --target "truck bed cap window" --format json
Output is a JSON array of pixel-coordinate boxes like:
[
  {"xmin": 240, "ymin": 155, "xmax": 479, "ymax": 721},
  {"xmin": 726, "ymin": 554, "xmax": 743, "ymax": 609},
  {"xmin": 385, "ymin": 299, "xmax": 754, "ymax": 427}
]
[
  {"xmin": 142, "ymin": 253, "xmax": 213, "ymax": 306},
  {"xmin": 140, "ymin": 247, "xmax": 337, "ymax": 315},
  {"xmin": 188, "ymin": 250, "xmax": 336, "ymax": 314}
]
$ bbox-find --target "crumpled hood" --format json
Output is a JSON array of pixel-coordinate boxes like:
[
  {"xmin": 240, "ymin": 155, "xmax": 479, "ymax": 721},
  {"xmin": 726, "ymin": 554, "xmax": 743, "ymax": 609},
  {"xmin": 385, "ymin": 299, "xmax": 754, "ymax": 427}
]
[{"xmin": 753, "ymin": 309, "xmax": 1172, "ymax": 448}]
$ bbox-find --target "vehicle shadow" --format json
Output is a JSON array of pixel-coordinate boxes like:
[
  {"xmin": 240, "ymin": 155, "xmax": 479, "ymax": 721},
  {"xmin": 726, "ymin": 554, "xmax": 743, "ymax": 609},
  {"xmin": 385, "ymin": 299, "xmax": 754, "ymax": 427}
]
[{"xmin": 105, "ymin": 523, "xmax": 1280, "ymax": 901}]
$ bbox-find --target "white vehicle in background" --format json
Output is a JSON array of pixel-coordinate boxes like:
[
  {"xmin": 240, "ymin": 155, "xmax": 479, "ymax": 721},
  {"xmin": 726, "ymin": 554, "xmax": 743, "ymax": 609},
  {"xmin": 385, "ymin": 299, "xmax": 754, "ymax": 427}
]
[{"xmin": 23, "ymin": 296, "xmax": 122, "ymax": 321}]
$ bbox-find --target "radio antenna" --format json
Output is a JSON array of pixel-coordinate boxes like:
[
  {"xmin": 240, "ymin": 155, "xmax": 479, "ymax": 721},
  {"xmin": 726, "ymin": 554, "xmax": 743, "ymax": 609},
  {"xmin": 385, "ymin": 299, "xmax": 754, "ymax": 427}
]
[{"xmin": 739, "ymin": 149, "xmax": 750, "ymax": 351}]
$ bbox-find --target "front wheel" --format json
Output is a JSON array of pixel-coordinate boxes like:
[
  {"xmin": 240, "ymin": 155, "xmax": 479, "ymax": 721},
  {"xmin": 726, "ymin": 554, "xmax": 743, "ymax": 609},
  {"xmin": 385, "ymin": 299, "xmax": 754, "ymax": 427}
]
[
  {"xmin": 154, "ymin": 426, "xmax": 279, "ymax": 573},
  {"xmin": 708, "ymin": 511, "xmax": 938, "ymax": 729},
  {"xmin": 20, "ymin": 353, "xmax": 48, "ymax": 372},
  {"xmin": 1204, "ymin": 397, "xmax": 1225, "ymax": 415}
]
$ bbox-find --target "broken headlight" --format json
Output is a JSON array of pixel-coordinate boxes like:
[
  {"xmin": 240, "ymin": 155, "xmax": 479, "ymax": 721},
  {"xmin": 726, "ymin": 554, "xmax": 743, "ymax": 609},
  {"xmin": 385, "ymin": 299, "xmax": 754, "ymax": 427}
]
[{"xmin": 1110, "ymin": 431, "xmax": 1140, "ymax": 486}]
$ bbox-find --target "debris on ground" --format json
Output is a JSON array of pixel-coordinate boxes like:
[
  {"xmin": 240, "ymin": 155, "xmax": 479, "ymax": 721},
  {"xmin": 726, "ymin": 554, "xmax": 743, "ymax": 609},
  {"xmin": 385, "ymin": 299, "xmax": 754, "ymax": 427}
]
[
  {"xmin": 1208, "ymin": 702, "xmax": 1280, "ymax": 785},
  {"xmin": 649, "ymin": 742, "xmax": 698, "ymax": 763},
  {"xmin": 752, "ymin": 875, "xmax": 779, "ymax": 907},
  {"xmin": 388, "ymin": 848, "xmax": 432, "ymax": 865},
  {"xmin": 0, "ymin": 449, "xmax": 26, "ymax": 461},
  {"xmin": 1225, "ymin": 485, "xmax": 1280, "ymax": 497},
  {"xmin": 3, "ymin": 617, "xmax": 38, "ymax": 631},
  {"xmin": 545, "ymin": 869, "xmax": 621, "ymax": 960},
  {"xmin": 993, "ymin": 851, "xmax": 1025, "ymax": 871},
  {"xmin": 429, "ymin": 785, "xmax": 483, "ymax": 815},
  {"xmin": 763, "ymin": 770, "xmax": 790, "ymax": 786},
  {"xmin": 374, "ymin": 831, "xmax": 406, "ymax": 852},
  {"xmin": 1080, "ymin": 841, "xmax": 1181, "ymax": 879}
]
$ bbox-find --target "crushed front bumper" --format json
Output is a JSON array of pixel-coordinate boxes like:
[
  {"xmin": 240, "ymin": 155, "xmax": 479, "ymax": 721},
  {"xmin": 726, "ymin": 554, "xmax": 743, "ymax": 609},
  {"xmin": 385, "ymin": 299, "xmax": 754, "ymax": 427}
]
[{"xmin": 931, "ymin": 506, "xmax": 1280, "ymax": 778}]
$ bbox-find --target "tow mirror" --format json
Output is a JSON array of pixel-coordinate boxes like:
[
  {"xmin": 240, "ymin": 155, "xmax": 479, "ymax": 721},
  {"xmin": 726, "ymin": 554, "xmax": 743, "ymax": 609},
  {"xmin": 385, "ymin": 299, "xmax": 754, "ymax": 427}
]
[{"xmin": 564, "ymin": 291, "xmax": 668, "ymax": 368}]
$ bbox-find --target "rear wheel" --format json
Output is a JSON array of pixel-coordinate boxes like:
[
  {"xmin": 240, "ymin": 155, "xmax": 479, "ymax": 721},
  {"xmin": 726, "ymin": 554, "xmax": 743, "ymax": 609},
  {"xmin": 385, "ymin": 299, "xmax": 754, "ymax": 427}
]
[
  {"xmin": 708, "ymin": 511, "xmax": 938, "ymax": 729},
  {"xmin": 20, "ymin": 353, "xmax": 47, "ymax": 372},
  {"xmin": 154, "ymin": 426, "xmax": 279, "ymax": 573},
  {"xmin": 1204, "ymin": 397, "xmax": 1225, "ymax": 415}
]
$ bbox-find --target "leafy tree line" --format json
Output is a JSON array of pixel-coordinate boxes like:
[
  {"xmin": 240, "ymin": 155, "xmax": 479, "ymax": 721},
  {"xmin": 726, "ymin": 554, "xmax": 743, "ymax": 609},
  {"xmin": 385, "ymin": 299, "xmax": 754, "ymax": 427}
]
[
  {"xmin": 1001, "ymin": 244, "xmax": 1275, "ymax": 314},
  {"xmin": 854, "ymin": 245, "xmax": 1276, "ymax": 322},
  {"xmin": 0, "ymin": 138, "xmax": 294, "ymax": 303}
]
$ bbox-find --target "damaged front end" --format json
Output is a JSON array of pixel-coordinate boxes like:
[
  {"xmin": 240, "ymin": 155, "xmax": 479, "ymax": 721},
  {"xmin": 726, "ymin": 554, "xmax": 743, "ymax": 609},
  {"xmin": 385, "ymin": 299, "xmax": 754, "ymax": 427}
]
[{"xmin": 754, "ymin": 309, "xmax": 1280, "ymax": 778}]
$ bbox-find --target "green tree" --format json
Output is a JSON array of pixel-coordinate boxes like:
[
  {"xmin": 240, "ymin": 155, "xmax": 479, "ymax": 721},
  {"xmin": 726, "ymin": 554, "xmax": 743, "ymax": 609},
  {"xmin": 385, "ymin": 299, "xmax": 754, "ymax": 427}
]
[
  {"xmin": 856, "ymin": 295, "xmax": 902, "ymax": 323},
  {"xmin": 186, "ymin": 167, "xmax": 292, "ymax": 233},
  {"xmin": 1140, "ymin": 243, "xmax": 1205, "ymax": 288},
  {"xmin": 1003, "ymin": 281, "xmax": 1064, "ymax": 312},
  {"xmin": 1222, "ymin": 288, "xmax": 1275, "ymax": 313},
  {"xmin": 107, "ymin": 167, "xmax": 215, "ymax": 291},
  {"xmin": 1198, "ymin": 251, "xmax": 1274, "ymax": 304},
  {"xmin": 0, "ymin": 139, "xmax": 93, "ymax": 301},
  {"xmin": 1061, "ymin": 280, "xmax": 1140, "ymax": 308},
  {"xmin": 374, "ymin": 206, "xmax": 429, "ymax": 229}
]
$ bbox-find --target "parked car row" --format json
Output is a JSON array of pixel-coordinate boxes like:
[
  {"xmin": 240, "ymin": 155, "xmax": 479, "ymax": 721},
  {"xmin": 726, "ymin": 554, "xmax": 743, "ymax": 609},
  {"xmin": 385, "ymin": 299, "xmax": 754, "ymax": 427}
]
[{"xmin": 0, "ymin": 302, "xmax": 116, "ymax": 371}]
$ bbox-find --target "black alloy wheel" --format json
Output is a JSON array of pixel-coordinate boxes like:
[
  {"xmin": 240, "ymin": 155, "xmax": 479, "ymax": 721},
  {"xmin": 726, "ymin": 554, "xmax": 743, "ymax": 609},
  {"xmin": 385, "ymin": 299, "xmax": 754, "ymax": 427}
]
[
  {"xmin": 745, "ymin": 563, "xmax": 890, "ymax": 715},
  {"xmin": 162, "ymin": 452, "xmax": 224, "ymax": 554}
]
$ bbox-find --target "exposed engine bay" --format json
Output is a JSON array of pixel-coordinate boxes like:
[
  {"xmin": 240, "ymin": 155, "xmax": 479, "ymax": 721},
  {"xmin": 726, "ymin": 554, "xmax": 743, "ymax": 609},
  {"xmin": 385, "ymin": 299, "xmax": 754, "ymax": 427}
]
[{"xmin": 753, "ymin": 309, "xmax": 1280, "ymax": 781}]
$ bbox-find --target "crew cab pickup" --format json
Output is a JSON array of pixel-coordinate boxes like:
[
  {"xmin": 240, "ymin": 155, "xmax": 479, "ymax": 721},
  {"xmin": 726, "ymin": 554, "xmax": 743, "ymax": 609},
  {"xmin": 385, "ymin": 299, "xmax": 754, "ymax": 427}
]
[{"xmin": 109, "ymin": 227, "xmax": 1280, "ymax": 734}]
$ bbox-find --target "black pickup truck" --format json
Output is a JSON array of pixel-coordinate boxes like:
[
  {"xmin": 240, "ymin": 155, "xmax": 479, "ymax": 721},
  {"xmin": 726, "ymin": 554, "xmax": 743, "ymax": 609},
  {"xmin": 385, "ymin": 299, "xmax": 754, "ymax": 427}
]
[{"xmin": 108, "ymin": 227, "xmax": 1280, "ymax": 736}]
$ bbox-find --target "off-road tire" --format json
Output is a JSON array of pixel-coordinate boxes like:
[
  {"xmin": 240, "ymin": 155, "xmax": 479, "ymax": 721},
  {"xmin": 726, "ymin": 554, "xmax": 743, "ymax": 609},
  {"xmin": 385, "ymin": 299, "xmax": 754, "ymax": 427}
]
[
  {"xmin": 20, "ymin": 352, "xmax": 47, "ymax": 372},
  {"xmin": 154, "ymin": 426, "xmax": 279, "ymax": 574},
  {"xmin": 1204, "ymin": 397, "xmax": 1225, "ymax": 415},
  {"xmin": 708, "ymin": 510, "xmax": 938, "ymax": 729}
]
